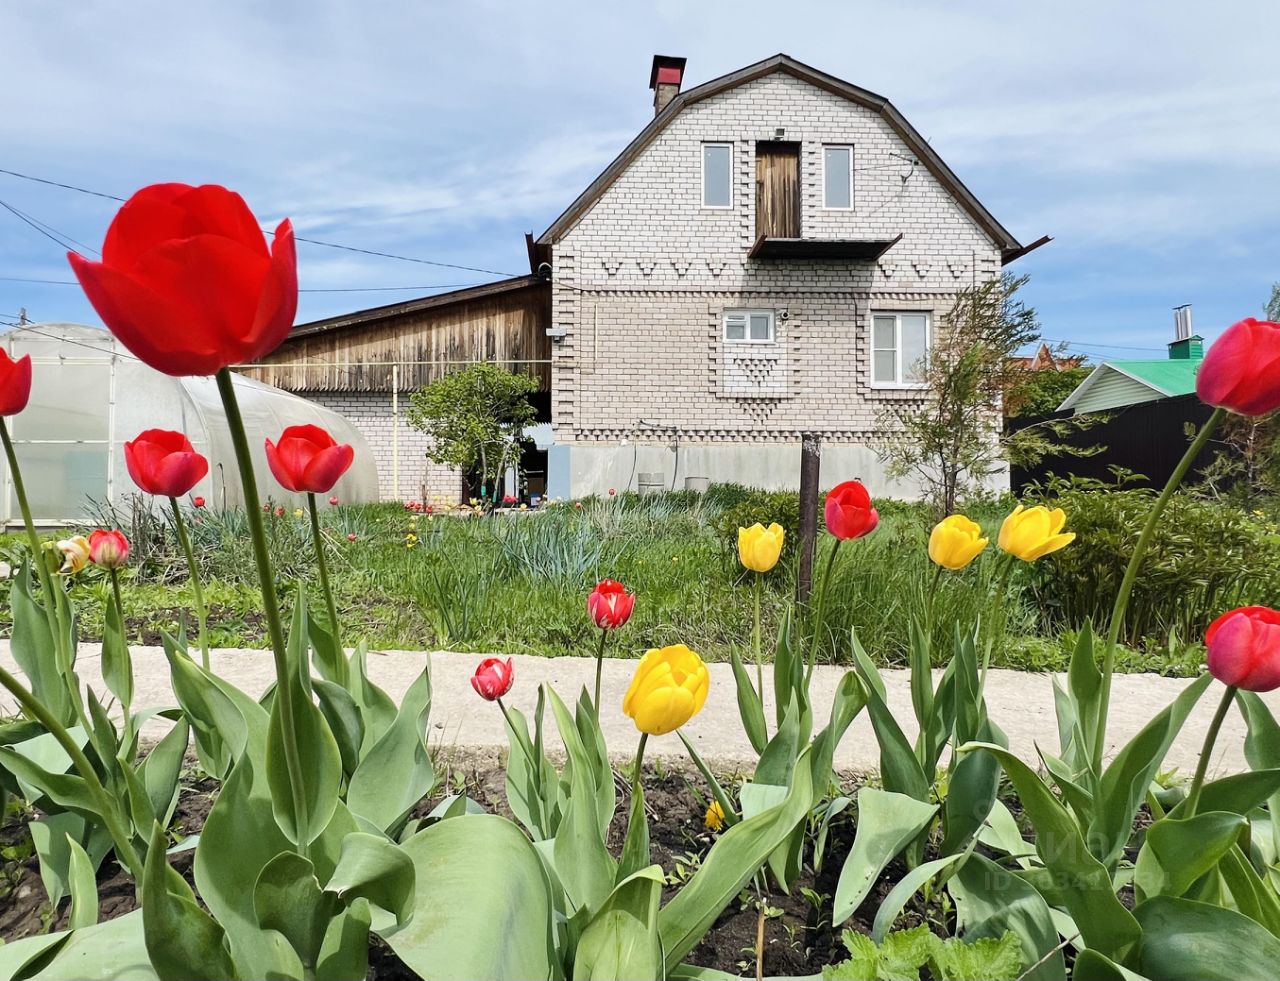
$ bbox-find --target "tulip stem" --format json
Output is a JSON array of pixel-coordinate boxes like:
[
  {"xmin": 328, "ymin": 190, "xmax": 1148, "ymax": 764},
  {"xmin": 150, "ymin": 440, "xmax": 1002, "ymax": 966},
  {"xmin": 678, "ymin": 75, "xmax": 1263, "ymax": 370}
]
[
  {"xmin": 215, "ymin": 368, "xmax": 310, "ymax": 855},
  {"xmin": 307, "ymin": 493, "xmax": 342, "ymax": 659},
  {"xmin": 1184, "ymin": 684, "xmax": 1236, "ymax": 819},
  {"xmin": 632, "ymin": 732, "xmax": 649, "ymax": 792},
  {"xmin": 169, "ymin": 497, "xmax": 210, "ymax": 670},
  {"xmin": 0, "ymin": 418, "xmax": 75, "ymax": 689},
  {"xmin": 593, "ymin": 628, "xmax": 608, "ymax": 715},
  {"xmin": 1093, "ymin": 406, "xmax": 1226, "ymax": 774},
  {"xmin": 753, "ymin": 574, "xmax": 764, "ymax": 699},
  {"xmin": 0, "ymin": 662, "xmax": 142, "ymax": 892},
  {"xmin": 805, "ymin": 538, "xmax": 842, "ymax": 686}
]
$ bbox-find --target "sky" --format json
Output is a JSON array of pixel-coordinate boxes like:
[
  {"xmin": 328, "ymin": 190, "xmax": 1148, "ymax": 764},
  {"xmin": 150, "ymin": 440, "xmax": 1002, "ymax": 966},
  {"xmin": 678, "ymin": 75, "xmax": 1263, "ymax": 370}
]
[{"xmin": 1, "ymin": 1, "xmax": 1277, "ymax": 361}]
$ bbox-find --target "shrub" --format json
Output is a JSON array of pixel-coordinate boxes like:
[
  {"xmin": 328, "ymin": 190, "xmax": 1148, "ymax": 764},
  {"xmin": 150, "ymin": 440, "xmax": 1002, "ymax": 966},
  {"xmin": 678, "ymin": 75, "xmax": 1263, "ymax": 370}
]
[
  {"xmin": 710, "ymin": 489, "xmax": 801, "ymax": 552},
  {"xmin": 1025, "ymin": 474, "xmax": 1280, "ymax": 646}
]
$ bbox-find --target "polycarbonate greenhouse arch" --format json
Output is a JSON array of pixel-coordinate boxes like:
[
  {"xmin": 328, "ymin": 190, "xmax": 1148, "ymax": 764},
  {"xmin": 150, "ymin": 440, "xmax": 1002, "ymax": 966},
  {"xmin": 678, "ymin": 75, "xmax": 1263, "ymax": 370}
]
[{"xmin": 0, "ymin": 323, "xmax": 379, "ymax": 524}]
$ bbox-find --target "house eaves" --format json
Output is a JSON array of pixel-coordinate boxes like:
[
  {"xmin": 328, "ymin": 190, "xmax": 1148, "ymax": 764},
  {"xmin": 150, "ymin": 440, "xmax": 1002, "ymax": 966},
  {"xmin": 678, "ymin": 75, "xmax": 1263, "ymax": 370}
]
[
  {"xmin": 1057, "ymin": 359, "xmax": 1200, "ymax": 414},
  {"xmin": 536, "ymin": 53, "xmax": 1024, "ymax": 257}
]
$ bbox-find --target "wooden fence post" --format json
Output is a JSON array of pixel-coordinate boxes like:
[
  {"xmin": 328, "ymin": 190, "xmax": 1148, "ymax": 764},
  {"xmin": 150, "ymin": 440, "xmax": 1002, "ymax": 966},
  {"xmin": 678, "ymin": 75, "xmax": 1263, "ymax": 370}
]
[{"xmin": 796, "ymin": 433, "xmax": 821, "ymax": 605}]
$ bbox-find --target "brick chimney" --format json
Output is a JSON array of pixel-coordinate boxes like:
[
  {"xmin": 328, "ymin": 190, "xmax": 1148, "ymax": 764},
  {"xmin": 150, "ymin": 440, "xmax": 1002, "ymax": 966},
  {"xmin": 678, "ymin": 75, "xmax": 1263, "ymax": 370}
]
[{"xmin": 649, "ymin": 55, "xmax": 687, "ymax": 115}]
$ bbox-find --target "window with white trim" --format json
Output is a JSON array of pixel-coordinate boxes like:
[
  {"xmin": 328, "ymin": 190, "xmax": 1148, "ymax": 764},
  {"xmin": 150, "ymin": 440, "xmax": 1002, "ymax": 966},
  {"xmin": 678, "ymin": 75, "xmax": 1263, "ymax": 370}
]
[
  {"xmin": 701, "ymin": 143, "xmax": 732, "ymax": 208},
  {"xmin": 822, "ymin": 145, "xmax": 853, "ymax": 209},
  {"xmin": 724, "ymin": 309, "xmax": 775, "ymax": 344},
  {"xmin": 871, "ymin": 312, "xmax": 930, "ymax": 386}
]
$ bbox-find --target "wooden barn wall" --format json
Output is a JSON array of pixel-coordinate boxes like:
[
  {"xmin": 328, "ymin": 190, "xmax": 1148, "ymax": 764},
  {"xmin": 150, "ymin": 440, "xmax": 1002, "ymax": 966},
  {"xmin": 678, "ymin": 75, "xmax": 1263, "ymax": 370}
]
[{"xmin": 240, "ymin": 286, "xmax": 551, "ymax": 393}]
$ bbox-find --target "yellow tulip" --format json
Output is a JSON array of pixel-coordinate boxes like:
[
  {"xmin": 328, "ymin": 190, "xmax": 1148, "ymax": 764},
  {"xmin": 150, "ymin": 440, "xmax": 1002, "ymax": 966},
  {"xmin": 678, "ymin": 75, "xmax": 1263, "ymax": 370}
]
[
  {"xmin": 622, "ymin": 644, "xmax": 710, "ymax": 735},
  {"xmin": 56, "ymin": 535, "xmax": 91, "ymax": 575},
  {"xmin": 738, "ymin": 522, "xmax": 785, "ymax": 573},
  {"xmin": 928, "ymin": 515, "xmax": 989, "ymax": 570},
  {"xmin": 704, "ymin": 799, "xmax": 726, "ymax": 832},
  {"xmin": 998, "ymin": 504, "xmax": 1076, "ymax": 562}
]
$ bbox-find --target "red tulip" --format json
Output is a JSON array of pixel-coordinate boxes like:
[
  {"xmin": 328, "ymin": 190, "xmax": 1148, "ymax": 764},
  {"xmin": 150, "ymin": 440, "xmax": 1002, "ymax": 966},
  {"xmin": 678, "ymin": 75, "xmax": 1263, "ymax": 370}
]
[
  {"xmin": 0, "ymin": 350, "xmax": 32, "ymax": 416},
  {"xmin": 588, "ymin": 579, "xmax": 635, "ymax": 629},
  {"xmin": 88, "ymin": 529, "xmax": 130, "ymax": 570},
  {"xmin": 347, "ymin": 533, "xmax": 357, "ymax": 542},
  {"xmin": 1206, "ymin": 606, "xmax": 1280, "ymax": 692},
  {"xmin": 1197, "ymin": 318, "xmax": 1280, "ymax": 416},
  {"xmin": 824, "ymin": 480, "xmax": 879, "ymax": 540},
  {"xmin": 124, "ymin": 430, "xmax": 209, "ymax": 497},
  {"xmin": 328, "ymin": 495, "xmax": 339, "ymax": 506},
  {"xmin": 471, "ymin": 657, "xmax": 514, "ymax": 701},
  {"xmin": 264, "ymin": 424, "xmax": 354, "ymax": 494},
  {"xmin": 67, "ymin": 183, "xmax": 296, "ymax": 376},
  {"xmin": 193, "ymin": 496, "xmax": 206, "ymax": 508},
  {"xmin": 608, "ymin": 488, "xmax": 617, "ymax": 497},
  {"xmin": 274, "ymin": 506, "xmax": 285, "ymax": 518}
]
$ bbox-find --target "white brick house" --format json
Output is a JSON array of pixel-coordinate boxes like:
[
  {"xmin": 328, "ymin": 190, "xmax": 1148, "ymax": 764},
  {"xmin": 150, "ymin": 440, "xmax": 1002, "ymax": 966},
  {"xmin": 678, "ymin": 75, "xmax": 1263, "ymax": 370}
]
[
  {"xmin": 535, "ymin": 54, "xmax": 1040, "ymax": 499},
  {"xmin": 242, "ymin": 53, "xmax": 1040, "ymax": 503}
]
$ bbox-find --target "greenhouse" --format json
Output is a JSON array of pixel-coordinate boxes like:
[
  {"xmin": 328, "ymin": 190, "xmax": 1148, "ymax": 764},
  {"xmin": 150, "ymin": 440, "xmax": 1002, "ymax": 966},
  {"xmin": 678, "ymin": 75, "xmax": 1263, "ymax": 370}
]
[{"xmin": 0, "ymin": 323, "xmax": 379, "ymax": 524}]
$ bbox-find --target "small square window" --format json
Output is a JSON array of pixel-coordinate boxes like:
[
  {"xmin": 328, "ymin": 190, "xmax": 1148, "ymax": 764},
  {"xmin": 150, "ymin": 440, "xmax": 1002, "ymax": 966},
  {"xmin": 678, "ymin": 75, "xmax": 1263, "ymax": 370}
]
[
  {"xmin": 823, "ymin": 146, "xmax": 852, "ymax": 209},
  {"xmin": 702, "ymin": 143, "xmax": 732, "ymax": 208},
  {"xmin": 871, "ymin": 312, "xmax": 931, "ymax": 386},
  {"xmin": 724, "ymin": 309, "xmax": 774, "ymax": 344}
]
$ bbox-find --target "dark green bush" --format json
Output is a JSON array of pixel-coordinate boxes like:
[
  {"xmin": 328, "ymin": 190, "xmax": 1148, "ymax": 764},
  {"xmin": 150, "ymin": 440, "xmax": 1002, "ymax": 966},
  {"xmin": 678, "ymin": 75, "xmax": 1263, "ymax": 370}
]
[
  {"xmin": 710, "ymin": 489, "xmax": 802, "ymax": 551},
  {"xmin": 1025, "ymin": 475, "xmax": 1280, "ymax": 646}
]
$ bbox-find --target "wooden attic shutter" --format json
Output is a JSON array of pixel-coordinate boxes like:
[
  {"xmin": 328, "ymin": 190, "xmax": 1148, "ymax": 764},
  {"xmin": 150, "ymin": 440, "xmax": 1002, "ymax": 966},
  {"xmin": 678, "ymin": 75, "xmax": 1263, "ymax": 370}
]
[{"xmin": 755, "ymin": 142, "xmax": 800, "ymax": 239}]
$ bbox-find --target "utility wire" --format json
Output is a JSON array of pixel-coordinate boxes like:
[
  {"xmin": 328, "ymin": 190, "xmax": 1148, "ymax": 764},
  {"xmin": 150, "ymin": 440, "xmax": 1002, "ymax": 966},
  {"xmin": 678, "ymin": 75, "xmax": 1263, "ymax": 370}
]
[
  {"xmin": 0, "ymin": 199, "xmax": 99, "ymax": 257},
  {"xmin": 0, "ymin": 166, "xmax": 520, "ymax": 277},
  {"xmin": 0, "ymin": 273, "xmax": 489, "ymax": 293}
]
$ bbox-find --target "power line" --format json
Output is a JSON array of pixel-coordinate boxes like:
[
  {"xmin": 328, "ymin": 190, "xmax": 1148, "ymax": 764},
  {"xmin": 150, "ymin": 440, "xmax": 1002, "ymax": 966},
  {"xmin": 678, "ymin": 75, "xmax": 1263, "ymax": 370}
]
[
  {"xmin": 0, "ymin": 166, "xmax": 520, "ymax": 277},
  {"xmin": 0, "ymin": 273, "xmax": 489, "ymax": 293},
  {"xmin": 0, "ymin": 199, "xmax": 100, "ymax": 257},
  {"xmin": 1045, "ymin": 338, "xmax": 1165, "ymax": 353}
]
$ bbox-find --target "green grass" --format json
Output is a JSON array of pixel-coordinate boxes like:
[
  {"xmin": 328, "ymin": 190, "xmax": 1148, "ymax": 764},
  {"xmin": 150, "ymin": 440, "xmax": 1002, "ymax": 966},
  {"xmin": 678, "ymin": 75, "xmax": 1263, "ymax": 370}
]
[{"xmin": 0, "ymin": 487, "xmax": 1220, "ymax": 675}]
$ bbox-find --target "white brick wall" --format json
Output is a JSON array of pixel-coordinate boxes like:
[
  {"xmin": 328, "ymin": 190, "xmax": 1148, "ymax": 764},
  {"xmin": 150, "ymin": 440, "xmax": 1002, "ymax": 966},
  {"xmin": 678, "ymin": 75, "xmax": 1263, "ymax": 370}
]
[
  {"xmin": 301, "ymin": 390, "xmax": 462, "ymax": 504},
  {"xmin": 549, "ymin": 70, "xmax": 1004, "ymax": 471}
]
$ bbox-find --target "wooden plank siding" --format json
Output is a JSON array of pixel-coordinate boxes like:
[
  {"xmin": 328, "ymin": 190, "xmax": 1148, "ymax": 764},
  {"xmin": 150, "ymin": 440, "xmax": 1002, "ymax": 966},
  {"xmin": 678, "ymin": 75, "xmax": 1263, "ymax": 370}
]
[
  {"xmin": 754, "ymin": 142, "xmax": 801, "ymax": 239},
  {"xmin": 239, "ymin": 279, "xmax": 552, "ymax": 393}
]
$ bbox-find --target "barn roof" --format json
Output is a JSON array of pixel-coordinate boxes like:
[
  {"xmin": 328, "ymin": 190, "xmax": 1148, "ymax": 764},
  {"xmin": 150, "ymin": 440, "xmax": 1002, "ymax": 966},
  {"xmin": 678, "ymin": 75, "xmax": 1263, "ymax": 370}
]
[{"xmin": 536, "ymin": 53, "xmax": 1025, "ymax": 257}]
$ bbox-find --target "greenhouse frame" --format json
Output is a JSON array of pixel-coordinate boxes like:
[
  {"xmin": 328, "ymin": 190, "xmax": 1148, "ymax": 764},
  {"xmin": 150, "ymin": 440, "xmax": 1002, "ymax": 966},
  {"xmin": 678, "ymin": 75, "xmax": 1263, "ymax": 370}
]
[{"xmin": 0, "ymin": 323, "xmax": 379, "ymax": 526}]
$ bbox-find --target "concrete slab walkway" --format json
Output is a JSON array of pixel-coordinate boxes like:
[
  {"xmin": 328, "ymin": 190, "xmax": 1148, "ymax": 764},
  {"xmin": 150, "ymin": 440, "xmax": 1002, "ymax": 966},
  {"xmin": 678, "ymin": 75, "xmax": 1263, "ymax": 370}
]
[{"xmin": 0, "ymin": 642, "xmax": 1269, "ymax": 778}]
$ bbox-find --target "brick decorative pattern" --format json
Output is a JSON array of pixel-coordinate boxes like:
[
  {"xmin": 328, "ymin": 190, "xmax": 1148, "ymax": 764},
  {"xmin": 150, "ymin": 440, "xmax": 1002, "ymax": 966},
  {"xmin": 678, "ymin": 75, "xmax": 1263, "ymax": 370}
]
[
  {"xmin": 548, "ymin": 71, "xmax": 1003, "ymax": 461},
  {"xmin": 301, "ymin": 390, "xmax": 462, "ymax": 504}
]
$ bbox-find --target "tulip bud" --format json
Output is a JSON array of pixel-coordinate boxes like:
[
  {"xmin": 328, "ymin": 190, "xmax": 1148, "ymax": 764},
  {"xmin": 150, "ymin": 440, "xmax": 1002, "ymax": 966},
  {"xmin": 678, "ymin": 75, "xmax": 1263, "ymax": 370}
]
[
  {"xmin": 88, "ymin": 529, "xmax": 129, "ymax": 570},
  {"xmin": 623, "ymin": 644, "xmax": 710, "ymax": 735},
  {"xmin": 471, "ymin": 657, "xmax": 514, "ymax": 701},
  {"xmin": 329, "ymin": 495, "xmax": 339, "ymax": 506},
  {"xmin": 347, "ymin": 533, "xmax": 357, "ymax": 542},
  {"xmin": 737, "ymin": 522, "xmax": 785, "ymax": 573},
  {"xmin": 1206, "ymin": 606, "xmax": 1280, "ymax": 692},
  {"xmin": 928, "ymin": 515, "xmax": 989, "ymax": 570},
  {"xmin": 0, "ymin": 350, "xmax": 33, "ymax": 416},
  {"xmin": 588, "ymin": 579, "xmax": 635, "ymax": 629},
  {"xmin": 998, "ymin": 505, "xmax": 1075, "ymax": 562},
  {"xmin": 56, "ymin": 535, "xmax": 91, "ymax": 575},
  {"xmin": 824, "ymin": 481, "xmax": 878, "ymax": 541},
  {"xmin": 704, "ymin": 800, "xmax": 726, "ymax": 832},
  {"xmin": 193, "ymin": 496, "xmax": 206, "ymax": 508}
]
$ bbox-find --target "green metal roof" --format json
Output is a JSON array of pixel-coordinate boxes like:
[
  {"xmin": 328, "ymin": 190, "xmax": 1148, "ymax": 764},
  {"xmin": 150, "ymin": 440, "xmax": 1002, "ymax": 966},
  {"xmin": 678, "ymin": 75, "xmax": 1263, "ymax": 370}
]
[{"xmin": 1058, "ymin": 358, "xmax": 1201, "ymax": 414}]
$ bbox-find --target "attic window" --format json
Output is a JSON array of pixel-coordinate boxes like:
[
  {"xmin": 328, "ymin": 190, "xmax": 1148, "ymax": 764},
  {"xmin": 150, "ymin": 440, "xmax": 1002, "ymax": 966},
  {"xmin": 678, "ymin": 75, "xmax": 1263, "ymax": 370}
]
[
  {"xmin": 724, "ymin": 310, "xmax": 774, "ymax": 344},
  {"xmin": 702, "ymin": 143, "xmax": 732, "ymax": 208},
  {"xmin": 823, "ymin": 145, "xmax": 853, "ymax": 209}
]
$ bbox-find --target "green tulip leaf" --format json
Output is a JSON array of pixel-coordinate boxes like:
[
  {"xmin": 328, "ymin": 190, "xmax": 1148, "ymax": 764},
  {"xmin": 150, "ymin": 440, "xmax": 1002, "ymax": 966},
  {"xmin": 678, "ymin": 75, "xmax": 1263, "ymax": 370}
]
[
  {"xmin": 100, "ymin": 588, "xmax": 133, "ymax": 714},
  {"xmin": 1135, "ymin": 896, "xmax": 1280, "ymax": 980},
  {"xmin": 962, "ymin": 741, "xmax": 1140, "ymax": 960},
  {"xmin": 346, "ymin": 667, "xmax": 434, "ymax": 835},
  {"xmin": 0, "ymin": 910, "xmax": 152, "ymax": 981},
  {"xmin": 140, "ymin": 719, "xmax": 190, "ymax": 830},
  {"xmin": 941, "ymin": 717, "xmax": 1004, "ymax": 856},
  {"xmin": 324, "ymin": 831, "xmax": 415, "ymax": 929},
  {"xmin": 313, "ymin": 678, "xmax": 365, "ymax": 779},
  {"xmin": 315, "ymin": 900, "xmax": 371, "ymax": 981},
  {"xmin": 617, "ymin": 782, "xmax": 651, "ymax": 884},
  {"xmin": 347, "ymin": 644, "xmax": 398, "ymax": 756},
  {"xmin": 949, "ymin": 853, "xmax": 1066, "ymax": 981},
  {"xmin": 872, "ymin": 853, "xmax": 964, "ymax": 942},
  {"xmin": 832, "ymin": 788, "xmax": 937, "ymax": 927},
  {"xmin": 380, "ymin": 814, "xmax": 559, "ymax": 981},
  {"xmin": 144, "ymin": 823, "xmax": 237, "ymax": 981},
  {"xmin": 1134, "ymin": 811, "xmax": 1246, "ymax": 902},
  {"xmin": 574, "ymin": 866, "xmax": 664, "ymax": 981},
  {"xmin": 728, "ymin": 644, "xmax": 768, "ymax": 755},
  {"xmin": 10, "ymin": 561, "xmax": 74, "ymax": 725},
  {"xmin": 253, "ymin": 852, "xmax": 336, "ymax": 970},
  {"xmin": 1089, "ymin": 673, "xmax": 1212, "ymax": 869},
  {"xmin": 1215, "ymin": 842, "xmax": 1280, "ymax": 936},
  {"xmin": 1070, "ymin": 949, "xmax": 1149, "ymax": 981},
  {"xmin": 163, "ymin": 634, "xmax": 268, "ymax": 768},
  {"xmin": 64, "ymin": 835, "xmax": 97, "ymax": 930}
]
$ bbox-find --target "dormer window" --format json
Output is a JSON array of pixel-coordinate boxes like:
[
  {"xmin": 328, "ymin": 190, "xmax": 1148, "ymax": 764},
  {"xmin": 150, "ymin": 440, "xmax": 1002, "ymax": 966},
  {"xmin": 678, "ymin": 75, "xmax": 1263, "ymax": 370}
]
[
  {"xmin": 823, "ymin": 145, "xmax": 853, "ymax": 209},
  {"xmin": 702, "ymin": 143, "xmax": 732, "ymax": 208}
]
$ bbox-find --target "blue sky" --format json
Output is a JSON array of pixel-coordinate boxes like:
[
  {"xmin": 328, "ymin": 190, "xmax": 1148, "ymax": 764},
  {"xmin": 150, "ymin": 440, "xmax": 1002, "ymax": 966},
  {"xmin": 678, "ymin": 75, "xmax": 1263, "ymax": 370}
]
[{"xmin": 1, "ymin": 1, "xmax": 1276, "ymax": 361}]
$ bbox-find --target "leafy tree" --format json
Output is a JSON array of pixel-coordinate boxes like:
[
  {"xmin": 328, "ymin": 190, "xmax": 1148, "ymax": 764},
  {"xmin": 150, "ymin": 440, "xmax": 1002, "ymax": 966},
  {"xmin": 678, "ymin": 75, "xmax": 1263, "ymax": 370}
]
[
  {"xmin": 1006, "ymin": 362, "xmax": 1092, "ymax": 418},
  {"xmin": 1266, "ymin": 281, "xmax": 1280, "ymax": 321},
  {"xmin": 406, "ymin": 363, "xmax": 538, "ymax": 502}
]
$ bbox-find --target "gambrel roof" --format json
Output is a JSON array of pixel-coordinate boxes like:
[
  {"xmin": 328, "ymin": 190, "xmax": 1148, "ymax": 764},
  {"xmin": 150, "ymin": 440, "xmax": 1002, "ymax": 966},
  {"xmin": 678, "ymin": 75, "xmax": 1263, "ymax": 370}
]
[{"xmin": 536, "ymin": 53, "xmax": 1025, "ymax": 257}]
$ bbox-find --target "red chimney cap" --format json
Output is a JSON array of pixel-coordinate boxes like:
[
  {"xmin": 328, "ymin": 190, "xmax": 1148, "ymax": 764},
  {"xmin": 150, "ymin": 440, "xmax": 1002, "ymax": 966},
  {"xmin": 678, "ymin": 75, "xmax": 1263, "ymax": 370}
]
[{"xmin": 649, "ymin": 55, "xmax": 687, "ymax": 90}]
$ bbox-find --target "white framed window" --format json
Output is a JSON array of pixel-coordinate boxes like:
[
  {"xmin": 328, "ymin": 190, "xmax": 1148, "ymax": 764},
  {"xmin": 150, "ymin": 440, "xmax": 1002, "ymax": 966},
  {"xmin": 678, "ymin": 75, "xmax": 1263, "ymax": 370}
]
[
  {"xmin": 701, "ymin": 143, "xmax": 732, "ymax": 208},
  {"xmin": 724, "ymin": 309, "xmax": 775, "ymax": 344},
  {"xmin": 822, "ymin": 145, "xmax": 853, "ymax": 209},
  {"xmin": 871, "ymin": 312, "xmax": 930, "ymax": 387}
]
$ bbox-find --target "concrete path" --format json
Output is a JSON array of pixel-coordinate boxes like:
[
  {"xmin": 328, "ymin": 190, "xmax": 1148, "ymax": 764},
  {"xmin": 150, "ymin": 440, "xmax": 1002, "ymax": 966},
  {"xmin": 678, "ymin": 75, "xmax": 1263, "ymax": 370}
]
[{"xmin": 0, "ymin": 642, "xmax": 1269, "ymax": 778}]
